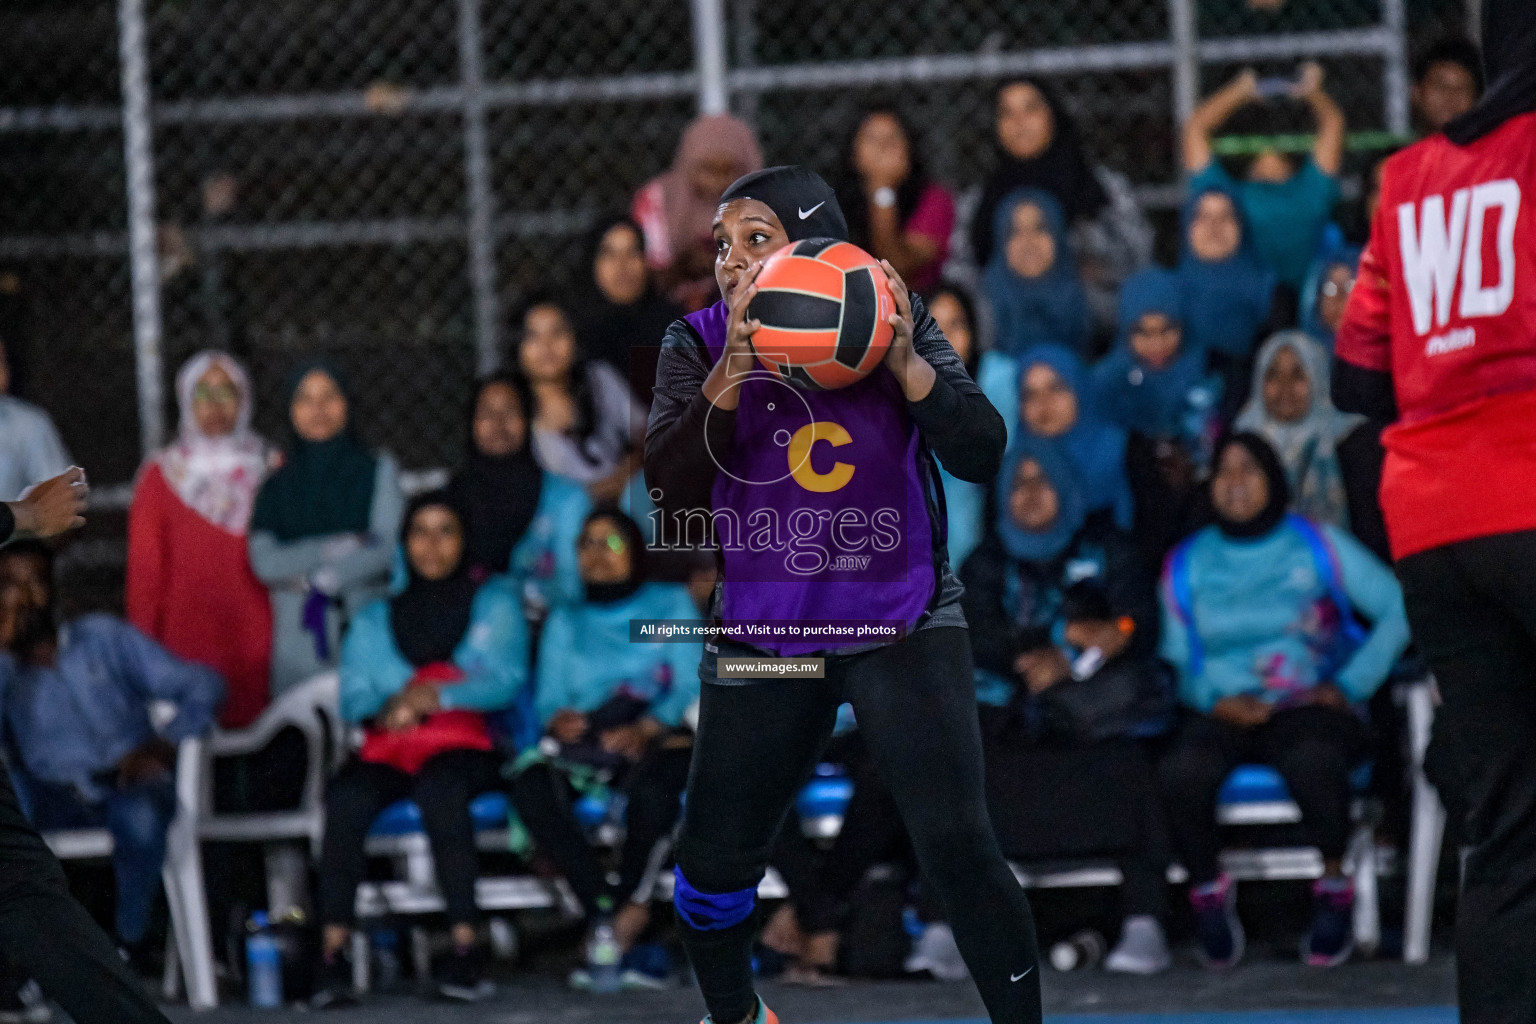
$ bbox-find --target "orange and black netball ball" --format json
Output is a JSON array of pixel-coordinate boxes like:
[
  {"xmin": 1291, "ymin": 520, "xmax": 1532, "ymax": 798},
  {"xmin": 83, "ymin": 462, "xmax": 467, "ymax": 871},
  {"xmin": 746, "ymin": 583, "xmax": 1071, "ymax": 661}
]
[{"xmin": 747, "ymin": 238, "xmax": 895, "ymax": 390}]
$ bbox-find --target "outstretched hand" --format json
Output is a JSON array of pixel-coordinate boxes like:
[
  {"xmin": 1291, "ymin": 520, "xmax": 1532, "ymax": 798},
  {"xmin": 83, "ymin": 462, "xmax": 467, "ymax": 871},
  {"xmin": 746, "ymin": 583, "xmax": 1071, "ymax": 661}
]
[{"xmin": 9, "ymin": 467, "xmax": 88, "ymax": 540}]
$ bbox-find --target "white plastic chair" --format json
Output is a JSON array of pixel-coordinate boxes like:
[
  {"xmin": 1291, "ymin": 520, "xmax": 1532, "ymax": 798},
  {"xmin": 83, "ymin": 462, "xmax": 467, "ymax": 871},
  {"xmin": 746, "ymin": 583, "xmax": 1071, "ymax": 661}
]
[
  {"xmin": 40, "ymin": 735, "xmax": 219, "ymax": 1010},
  {"xmin": 184, "ymin": 672, "xmax": 343, "ymax": 945},
  {"xmin": 1402, "ymin": 675, "xmax": 1446, "ymax": 964}
]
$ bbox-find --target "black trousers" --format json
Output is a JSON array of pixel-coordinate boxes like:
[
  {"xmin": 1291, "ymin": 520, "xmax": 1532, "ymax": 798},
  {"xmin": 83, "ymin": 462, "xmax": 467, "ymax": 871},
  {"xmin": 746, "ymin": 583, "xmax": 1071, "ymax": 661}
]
[
  {"xmin": 1398, "ymin": 530, "xmax": 1536, "ymax": 1024},
  {"xmin": 318, "ymin": 749, "xmax": 503, "ymax": 928},
  {"xmin": 512, "ymin": 741, "xmax": 693, "ymax": 916},
  {"xmin": 1158, "ymin": 705, "xmax": 1366, "ymax": 886},
  {"xmin": 0, "ymin": 764, "xmax": 169, "ymax": 1022},
  {"xmin": 676, "ymin": 627, "xmax": 1041, "ymax": 1024}
]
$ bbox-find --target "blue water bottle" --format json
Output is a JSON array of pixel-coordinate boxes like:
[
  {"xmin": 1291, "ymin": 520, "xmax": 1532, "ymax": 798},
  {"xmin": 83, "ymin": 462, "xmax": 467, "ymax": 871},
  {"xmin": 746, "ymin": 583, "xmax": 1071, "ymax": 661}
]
[{"xmin": 246, "ymin": 911, "xmax": 284, "ymax": 1008}]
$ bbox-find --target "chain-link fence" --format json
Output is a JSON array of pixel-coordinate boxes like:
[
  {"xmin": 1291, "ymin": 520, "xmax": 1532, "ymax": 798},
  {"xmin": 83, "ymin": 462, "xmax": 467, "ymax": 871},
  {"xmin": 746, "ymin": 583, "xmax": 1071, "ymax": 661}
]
[{"xmin": 0, "ymin": 0, "xmax": 1474, "ymax": 606}]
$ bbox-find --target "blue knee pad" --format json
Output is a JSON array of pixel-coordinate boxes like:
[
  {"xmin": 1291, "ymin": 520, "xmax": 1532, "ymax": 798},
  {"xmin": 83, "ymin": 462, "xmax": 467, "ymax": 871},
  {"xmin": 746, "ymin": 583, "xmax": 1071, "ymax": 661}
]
[{"xmin": 673, "ymin": 866, "xmax": 756, "ymax": 932}]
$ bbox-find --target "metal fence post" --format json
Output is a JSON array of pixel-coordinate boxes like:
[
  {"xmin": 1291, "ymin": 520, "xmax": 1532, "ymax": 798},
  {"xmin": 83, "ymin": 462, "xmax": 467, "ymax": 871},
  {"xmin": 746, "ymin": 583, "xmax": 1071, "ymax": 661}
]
[
  {"xmin": 690, "ymin": 0, "xmax": 730, "ymax": 115},
  {"xmin": 118, "ymin": 0, "xmax": 165, "ymax": 458},
  {"xmin": 459, "ymin": 0, "xmax": 501, "ymax": 376},
  {"xmin": 1167, "ymin": 0, "xmax": 1199, "ymax": 175},
  {"xmin": 731, "ymin": 0, "xmax": 759, "ymax": 122},
  {"xmin": 1382, "ymin": 0, "xmax": 1410, "ymax": 137}
]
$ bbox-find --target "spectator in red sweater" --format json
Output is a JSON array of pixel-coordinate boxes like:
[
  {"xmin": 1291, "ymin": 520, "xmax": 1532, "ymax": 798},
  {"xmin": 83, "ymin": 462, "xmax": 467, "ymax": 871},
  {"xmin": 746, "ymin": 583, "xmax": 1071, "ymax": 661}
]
[{"xmin": 127, "ymin": 352, "xmax": 276, "ymax": 728}]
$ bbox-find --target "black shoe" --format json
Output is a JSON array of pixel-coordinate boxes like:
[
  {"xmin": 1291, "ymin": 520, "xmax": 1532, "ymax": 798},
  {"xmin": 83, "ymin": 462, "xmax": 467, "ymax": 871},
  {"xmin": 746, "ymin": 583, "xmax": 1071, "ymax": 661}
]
[
  {"xmin": 435, "ymin": 946, "xmax": 493, "ymax": 1003},
  {"xmin": 309, "ymin": 953, "xmax": 358, "ymax": 1010}
]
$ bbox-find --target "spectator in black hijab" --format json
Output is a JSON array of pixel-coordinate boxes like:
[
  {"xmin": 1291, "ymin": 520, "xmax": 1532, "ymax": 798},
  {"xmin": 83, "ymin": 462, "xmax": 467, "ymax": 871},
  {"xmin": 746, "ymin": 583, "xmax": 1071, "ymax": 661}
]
[
  {"xmin": 443, "ymin": 373, "xmax": 545, "ymax": 582},
  {"xmin": 574, "ymin": 215, "xmax": 682, "ymax": 408},
  {"xmin": 969, "ymin": 77, "xmax": 1109, "ymax": 269}
]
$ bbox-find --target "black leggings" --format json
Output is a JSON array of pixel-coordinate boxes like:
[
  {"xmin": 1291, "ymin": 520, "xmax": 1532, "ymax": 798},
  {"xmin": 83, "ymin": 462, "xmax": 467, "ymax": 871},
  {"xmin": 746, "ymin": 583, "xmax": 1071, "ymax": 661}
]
[
  {"xmin": 512, "ymin": 742, "xmax": 693, "ymax": 916},
  {"xmin": 1158, "ymin": 705, "xmax": 1366, "ymax": 886},
  {"xmin": 676, "ymin": 627, "xmax": 1040, "ymax": 1024},
  {"xmin": 318, "ymin": 749, "xmax": 503, "ymax": 928},
  {"xmin": 1398, "ymin": 530, "xmax": 1536, "ymax": 1024},
  {"xmin": 0, "ymin": 766, "xmax": 170, "ymax": 1023}
]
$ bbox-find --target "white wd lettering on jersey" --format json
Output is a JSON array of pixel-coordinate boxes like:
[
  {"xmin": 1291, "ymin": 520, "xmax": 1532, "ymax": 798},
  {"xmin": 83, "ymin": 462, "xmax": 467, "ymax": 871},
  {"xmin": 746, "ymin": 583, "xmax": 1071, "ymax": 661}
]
[{"xmin": 1398, "ymin": 179, "xmax": 1522, "ymax": 337}]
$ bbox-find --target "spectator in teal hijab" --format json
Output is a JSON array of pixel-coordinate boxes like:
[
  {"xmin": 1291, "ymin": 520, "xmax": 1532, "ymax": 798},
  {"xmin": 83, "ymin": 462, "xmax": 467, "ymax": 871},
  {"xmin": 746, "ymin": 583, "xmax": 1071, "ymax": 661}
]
[{"xmin": 982, "ymin": 189, "xmax": 1092, "ymax": 358}]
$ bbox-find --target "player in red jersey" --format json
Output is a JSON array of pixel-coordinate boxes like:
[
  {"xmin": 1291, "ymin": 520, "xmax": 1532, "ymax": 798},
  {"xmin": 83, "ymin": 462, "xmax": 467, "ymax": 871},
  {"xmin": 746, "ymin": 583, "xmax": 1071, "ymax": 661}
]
[{"xmin": 1334, "ymin": 2, "xmax": 1536, "ymax": 1019}]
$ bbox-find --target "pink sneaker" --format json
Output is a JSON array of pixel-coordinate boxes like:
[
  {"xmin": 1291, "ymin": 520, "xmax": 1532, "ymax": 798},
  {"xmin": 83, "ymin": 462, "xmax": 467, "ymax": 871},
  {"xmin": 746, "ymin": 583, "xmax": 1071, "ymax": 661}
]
[{"xmin": 1189, "ymin": 873, "xmax": 1245, "ymax": 969}]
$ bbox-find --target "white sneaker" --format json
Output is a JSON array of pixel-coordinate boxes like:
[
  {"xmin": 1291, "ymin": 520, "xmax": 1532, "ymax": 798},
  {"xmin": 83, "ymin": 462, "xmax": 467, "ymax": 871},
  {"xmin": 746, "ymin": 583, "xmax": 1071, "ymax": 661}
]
[
  {"xmin": 904, "ymin": 923, "xmax": 969, "ymax": 981},
  {"xmin": 1104, "ymin": 916, "xmax": 1172, "ymax": 975}
]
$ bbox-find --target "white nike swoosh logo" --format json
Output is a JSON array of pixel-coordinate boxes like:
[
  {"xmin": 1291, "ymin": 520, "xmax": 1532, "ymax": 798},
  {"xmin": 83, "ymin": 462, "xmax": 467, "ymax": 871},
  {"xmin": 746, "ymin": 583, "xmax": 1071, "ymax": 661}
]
[
  {"xmin": 1011, "ymin": 967, "xmax": 1034, "ymax": 982},
  {"xmin": 798, "ymin": 201, "xmax": 826, "ymax": 220}
]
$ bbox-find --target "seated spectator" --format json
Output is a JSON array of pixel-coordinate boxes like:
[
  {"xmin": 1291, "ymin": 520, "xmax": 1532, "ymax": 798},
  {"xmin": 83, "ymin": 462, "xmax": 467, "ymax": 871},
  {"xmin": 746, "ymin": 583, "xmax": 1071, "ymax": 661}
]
[
  {"xmin": 1009, "ymin": 344, "xmax": 1133, "ymax": 531},
  {"xmin": 249, "ymin": 361, "xmax": 404, "ymax": 698},
  {"xmin": 1094, "ymin": 268, "xmax": 1224, "ymax": 563},
  {"xmin": 969, "ymin": 78, "xmax": 1151, "ymax": 332},
  {"xmin": 1157, "ymin": 433, "xmax": 1409, "ymax": 970},
  {"xmin": 507, "ymin": 510, "xmax": 701, "ymax": 990},
  {"xmin": 1411, "ymin": 37, "xmax": 1483, "ymax": 135},
  {"xmin": 1298, "ymin": 237, "xmax": 1360, "ymax": 351},
  {"xmin": 313, "ymin": 493, "xmax": 529, "ymax": 1008},
  {"xmin": 631, "ymin": 114, "xmax": 763, "ymax": 311},
  {"xmin": 962, "ymin": 439, "xmax": 1174, "ymax": 975},
  {"xmin": 835, "ymin": 105, "xmax": 955, "ymax": 294},
  {"xmin": 0, "ymin": 339, "xmax": 71, "ymax": 502},
  {"xmin": 516, "ymin": 296, "xmax": 647, "ymax": 503},
  {"xmin": 1176, "ymin": 185, "xmax": 1280, "ymax": 408},
  {"xmin": 444, "ymin": 373, "xmax": 590, "ymax": 608},
  {"xmin": 1234, "ymin": 332, "xmax": 1372, "ymax": 534},
  {"xmin": 926, "ymin": 283, "xmax": 987, "ymax": 569},
  {"xmin": 128, "ymin": 352, "xmax": 276, "ymax": 730},
  {"xmin": 0, "ymin": 540, "xmax": 223, "ymax": 972},
  {"xmin": 573, "ymin": 215, "xmax": 683, "ymax": 406},
  {"xmin": 982, "ymin": 190, "xmax": 1092, "ymax": 358},
  {"xmin": 1183, "ymin": 64, "xmax": 1345, "ymax": 293}
]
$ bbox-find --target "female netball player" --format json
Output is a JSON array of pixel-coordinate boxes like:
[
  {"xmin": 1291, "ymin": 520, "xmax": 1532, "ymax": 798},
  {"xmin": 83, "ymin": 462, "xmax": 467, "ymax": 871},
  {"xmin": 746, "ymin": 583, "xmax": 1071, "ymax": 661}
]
[{"xmin": 646, "ymin": 165, "xmax": 1040, "ymax": 1024}]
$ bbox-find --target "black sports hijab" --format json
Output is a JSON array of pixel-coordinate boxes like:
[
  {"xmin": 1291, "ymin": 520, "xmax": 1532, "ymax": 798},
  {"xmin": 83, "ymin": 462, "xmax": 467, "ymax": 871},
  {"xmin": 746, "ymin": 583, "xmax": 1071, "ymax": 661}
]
[
  {"xmin": 718, "ymin": 165, "xmax": 849, "ymax": 243},
  {"xmin": 1446, "ymin": 0, "xmax": 1536, "ymax": 144}
]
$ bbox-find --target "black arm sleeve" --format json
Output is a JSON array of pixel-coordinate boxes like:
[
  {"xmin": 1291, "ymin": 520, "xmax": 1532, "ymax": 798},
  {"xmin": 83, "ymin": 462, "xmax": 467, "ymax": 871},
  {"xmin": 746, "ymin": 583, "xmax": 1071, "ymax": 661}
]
[
  {"xmin": 1337, "ymin": 422, "xmax": 1393, "ymax": 564},
  {"xmin": 1332, "ymin": 357, "xmax": 1398, "ymax": 423},
  {"xmin": 907, "ymin": 293, "xmax": 1008, "ymax": 484},
  {"xmin": 0, "ymin": 503, "xmax": 13, "ymax": 546},
  {"xmin": 644, "ymin": 320, "xmax": 732, "ymax": 518},
  {"xmin": 958, "ymin": 538, "xmax": 1017, "ymax": 678}
]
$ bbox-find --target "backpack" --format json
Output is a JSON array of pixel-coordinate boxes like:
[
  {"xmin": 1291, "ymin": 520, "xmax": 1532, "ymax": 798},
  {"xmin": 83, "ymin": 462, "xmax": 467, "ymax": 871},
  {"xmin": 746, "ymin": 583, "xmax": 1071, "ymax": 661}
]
[{"xmin": 1167, "ymin": 514, "xmax": 1367, "ymax": 682}]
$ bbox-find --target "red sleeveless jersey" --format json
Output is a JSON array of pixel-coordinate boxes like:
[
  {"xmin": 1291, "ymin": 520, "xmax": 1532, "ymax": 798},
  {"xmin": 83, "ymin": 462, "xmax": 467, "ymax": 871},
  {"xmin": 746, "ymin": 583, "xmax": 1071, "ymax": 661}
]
[{"xmin": 1336, "ymin": 111, "xmax": 1536, "ymax": 559}]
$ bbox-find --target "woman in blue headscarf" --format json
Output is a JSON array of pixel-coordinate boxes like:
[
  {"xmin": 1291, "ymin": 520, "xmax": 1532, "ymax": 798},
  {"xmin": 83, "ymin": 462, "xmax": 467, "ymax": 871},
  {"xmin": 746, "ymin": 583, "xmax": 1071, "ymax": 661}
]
[
  {"xmin": 1298, "ymin": 243, "xmax": 1361, "ymax": 351},
  {"xmin": 1094, "ymin": 268, "xmax": 1222, "ymax": 445},
  {"xmin": 1094, "ymin": 268, "xmax": 1224, "ymax": 563},
  {"xmin": 1014, "ymin": 343, "xmax": 1133, "ymax": 531},
  {"xmin": 983, "ymin": 189, "xmax": 1093, "ymax": 359},
  {"xmin": 1177, "ymin": 183, "xmax": 1278, "ymax": 376},
  {"xmin": 960, "ymin": 437, "xmax": 1174, "ymax": 976}
]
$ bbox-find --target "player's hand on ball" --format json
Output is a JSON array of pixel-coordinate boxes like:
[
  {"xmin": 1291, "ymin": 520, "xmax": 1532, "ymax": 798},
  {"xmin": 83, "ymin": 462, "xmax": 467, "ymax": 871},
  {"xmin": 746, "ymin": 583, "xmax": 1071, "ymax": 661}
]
[
  {"xmin": 724, "ymin": 260, "xmax": 765, "ymax": 360},
  {"xmin": 879, "ymin": 259, "xmax": 933, "ymax": 400}
]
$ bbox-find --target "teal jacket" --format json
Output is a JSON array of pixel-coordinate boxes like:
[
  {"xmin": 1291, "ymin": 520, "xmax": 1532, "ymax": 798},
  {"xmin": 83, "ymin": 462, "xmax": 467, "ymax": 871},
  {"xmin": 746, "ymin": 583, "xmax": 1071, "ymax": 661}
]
[
  {"xmin": 1159, "ymin": 519, "xmax": 1409, "ymax": 712},
  {"xmin": 534, "ymin": 583, "xmax": 702, "ymax": 729},
  {"xmin": 509, "ymin": 472, "xmax": 590, "ymax": 611},
  {"xmin": 339, "ymin": 579, "xmax": 530, "ymax": 726}
]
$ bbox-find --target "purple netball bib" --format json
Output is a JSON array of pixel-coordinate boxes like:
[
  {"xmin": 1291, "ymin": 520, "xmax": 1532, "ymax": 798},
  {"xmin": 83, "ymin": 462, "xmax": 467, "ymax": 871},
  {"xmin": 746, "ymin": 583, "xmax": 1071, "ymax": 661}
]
[{"xmin": 679, "ymin": 301, "xmax": 936, "ymax": 656}]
